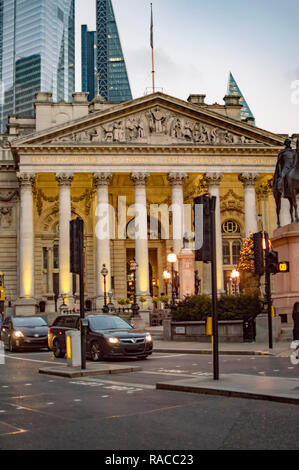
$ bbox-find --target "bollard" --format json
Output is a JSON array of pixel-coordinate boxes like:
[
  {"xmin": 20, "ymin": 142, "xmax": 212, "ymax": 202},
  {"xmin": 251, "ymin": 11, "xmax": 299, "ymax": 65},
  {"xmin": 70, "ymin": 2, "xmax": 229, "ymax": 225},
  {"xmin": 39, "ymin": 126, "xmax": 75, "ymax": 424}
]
[{"xmin": 66, "ymin": 330, "xmax": 81, "ymax": 368}]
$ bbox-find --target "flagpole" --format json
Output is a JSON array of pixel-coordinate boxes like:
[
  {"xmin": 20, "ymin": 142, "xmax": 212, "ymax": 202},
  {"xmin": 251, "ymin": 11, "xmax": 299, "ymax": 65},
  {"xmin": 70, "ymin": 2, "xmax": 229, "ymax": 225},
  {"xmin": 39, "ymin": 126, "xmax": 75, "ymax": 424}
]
[{"xmin": 150, "ymin": 3, "xmax": 155, "ymax": 92}]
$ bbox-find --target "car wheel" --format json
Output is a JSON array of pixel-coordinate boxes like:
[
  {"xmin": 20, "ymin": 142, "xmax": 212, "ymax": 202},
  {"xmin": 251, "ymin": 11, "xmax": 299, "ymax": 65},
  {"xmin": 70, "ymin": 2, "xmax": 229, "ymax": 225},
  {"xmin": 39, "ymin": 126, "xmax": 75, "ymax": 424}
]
[
  {"xmin": 53, "ymin": 339, "xmax": 64, "ymax": 358},
  {"xmin": 90, "ymin": 341, "xmax": 103, "ymax": 362}
]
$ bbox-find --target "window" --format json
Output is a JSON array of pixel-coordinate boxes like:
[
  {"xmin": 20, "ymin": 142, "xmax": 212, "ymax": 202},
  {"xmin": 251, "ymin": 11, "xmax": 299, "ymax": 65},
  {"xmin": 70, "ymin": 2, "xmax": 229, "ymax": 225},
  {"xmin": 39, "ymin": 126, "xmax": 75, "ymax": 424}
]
[{"xmin": 222, "ymin": 220, "xmax": 240, "ymax": 234}]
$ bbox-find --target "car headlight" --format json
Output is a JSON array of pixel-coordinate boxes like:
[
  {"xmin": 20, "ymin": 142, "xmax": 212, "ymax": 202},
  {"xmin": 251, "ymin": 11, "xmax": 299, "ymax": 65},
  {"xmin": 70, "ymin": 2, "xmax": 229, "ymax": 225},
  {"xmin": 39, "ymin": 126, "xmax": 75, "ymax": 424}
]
[
  {"xmin": 14, "ymin": 331, "xmax": 24, "ymax": 338},
  {"xmin": 145, "ymin": 334, "xmax": 152, "ymax": 343},
  {"xmin": 107, "ymin": 337, "xmax": 119, "ymax": 344}
]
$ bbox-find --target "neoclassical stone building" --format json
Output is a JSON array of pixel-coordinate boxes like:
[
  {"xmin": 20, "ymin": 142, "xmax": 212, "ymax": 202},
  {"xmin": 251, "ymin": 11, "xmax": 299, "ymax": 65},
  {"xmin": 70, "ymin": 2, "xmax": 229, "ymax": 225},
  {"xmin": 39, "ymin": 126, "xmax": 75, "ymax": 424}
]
[{"xmin": 0, "ymin": 90, "xmax": 292, "ymax": 316}]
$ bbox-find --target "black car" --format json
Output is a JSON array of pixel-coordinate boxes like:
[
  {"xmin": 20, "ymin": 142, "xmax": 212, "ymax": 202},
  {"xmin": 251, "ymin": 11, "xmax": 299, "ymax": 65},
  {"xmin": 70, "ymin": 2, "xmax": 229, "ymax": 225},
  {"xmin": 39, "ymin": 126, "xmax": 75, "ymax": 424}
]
[
  {"xmin": 1, "ymin": 316, "xmax": 49, "ymax": 352},
  {"xmin": 48, "ymin": 314, "xmax": 153, "ymax": 361}
]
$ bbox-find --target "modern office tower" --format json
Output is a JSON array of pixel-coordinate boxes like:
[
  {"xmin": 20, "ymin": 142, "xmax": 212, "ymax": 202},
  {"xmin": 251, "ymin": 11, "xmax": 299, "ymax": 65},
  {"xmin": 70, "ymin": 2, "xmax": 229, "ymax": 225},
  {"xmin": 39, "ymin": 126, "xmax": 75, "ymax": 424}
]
[
  {"xmin": 227, "ymin": 72, "xmax": 255, "ymax": 125},
  {"xmin": 0, "ymin": 0, "xmax": 75, "ymax": 133},
  {"xmin": 81, "ymin": 25, "xmax": 98, "ymax": 102},
  {"xmin": 96, "ymin": 0, "xmax": 132, "ymax": 102}
]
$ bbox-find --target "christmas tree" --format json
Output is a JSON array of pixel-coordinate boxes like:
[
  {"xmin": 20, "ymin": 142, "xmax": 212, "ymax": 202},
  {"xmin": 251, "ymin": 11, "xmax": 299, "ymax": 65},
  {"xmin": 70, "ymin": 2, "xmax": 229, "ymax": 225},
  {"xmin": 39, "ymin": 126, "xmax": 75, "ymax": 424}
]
[{"xmin": 238, "ymin": 234, "xmax": 254, "ymax": 272}]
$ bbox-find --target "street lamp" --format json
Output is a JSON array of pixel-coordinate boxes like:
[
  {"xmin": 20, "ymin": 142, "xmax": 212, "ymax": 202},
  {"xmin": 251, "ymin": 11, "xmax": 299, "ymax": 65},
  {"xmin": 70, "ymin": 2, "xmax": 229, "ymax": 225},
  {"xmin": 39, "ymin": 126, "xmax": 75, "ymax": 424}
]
[
  {"xmin": 167, "ymin": 250, "xmax": 177, "ymax": 316},
  {"xmin": 130, "ymin": 258, "xmax": 140, "ymax": 317},
  {"xmin": 162, "ymin": 268, "xmax": 171, "ymax": 296},
  {"xmin": 230, "ymin": 268, "xmax": 240, "ymax": 295},
  {"xmin": 101, "ymin": 264, "xmax": 109, "ymax": 313}
]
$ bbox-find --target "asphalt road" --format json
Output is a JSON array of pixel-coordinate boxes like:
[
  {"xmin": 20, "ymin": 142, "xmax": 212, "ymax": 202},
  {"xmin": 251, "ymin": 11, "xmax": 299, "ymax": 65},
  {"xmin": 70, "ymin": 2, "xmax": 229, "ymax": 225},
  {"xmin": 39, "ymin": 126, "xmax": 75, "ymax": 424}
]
[{"xmin": 1, "ymin": 349, "xmax": 299, "ymax": 451}]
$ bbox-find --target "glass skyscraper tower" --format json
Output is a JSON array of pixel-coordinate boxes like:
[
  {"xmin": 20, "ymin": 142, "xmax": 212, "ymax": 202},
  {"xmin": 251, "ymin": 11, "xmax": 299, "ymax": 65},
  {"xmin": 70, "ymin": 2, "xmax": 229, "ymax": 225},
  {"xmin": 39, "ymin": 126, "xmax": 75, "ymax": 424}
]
[
  {"xmin": 0, "ymin": 0, "xmax": 75, "ymax": 133},
  {"xmin": 81, "ymin": 25, "xmax": 97, "ymax": 102},
  {"xmin": 96, "ymin": 0, "xmax": 132, "ymax": 102}
]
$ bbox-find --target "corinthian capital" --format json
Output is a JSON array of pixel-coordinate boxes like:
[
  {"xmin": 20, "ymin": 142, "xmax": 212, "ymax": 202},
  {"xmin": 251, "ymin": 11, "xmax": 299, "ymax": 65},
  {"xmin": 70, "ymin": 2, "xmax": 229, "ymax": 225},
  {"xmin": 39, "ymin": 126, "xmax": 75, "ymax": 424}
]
[
  {"xmin": 238, "ymin": 173, "xmax": 259, "ymax": 187},
  {"xmin": 130, "ymin": 172, "xmax": 150, "ymax": 186},
  {"xmin": 167, "ymin": 172, "xmax": 188, "ymax": 186},
  {"xmin": 56, "ymin": 172, "xmax": 74, "ymax": 186},
  {"xmin": 93, "ymin": 172, "xmax": 112, "ymax": 187},
  {"xmin": 205, "ymin": 172, "xmax": 224, "ymax": 186},
  {"xmin": 17, "ymin": 172, "xmax": 35, "ymax": 188}
]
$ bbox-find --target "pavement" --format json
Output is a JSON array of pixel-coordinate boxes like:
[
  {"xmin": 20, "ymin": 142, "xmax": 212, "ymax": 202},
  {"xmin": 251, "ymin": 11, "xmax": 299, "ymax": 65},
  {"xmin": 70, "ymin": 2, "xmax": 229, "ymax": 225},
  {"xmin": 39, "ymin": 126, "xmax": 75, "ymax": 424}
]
[
  {"xmin": 38, "ymin": 329, "xmax": 299, "ymax": 405},
  {"xmin": 153, "ymin": 332, "xmax": 299, "ymax": 405}
]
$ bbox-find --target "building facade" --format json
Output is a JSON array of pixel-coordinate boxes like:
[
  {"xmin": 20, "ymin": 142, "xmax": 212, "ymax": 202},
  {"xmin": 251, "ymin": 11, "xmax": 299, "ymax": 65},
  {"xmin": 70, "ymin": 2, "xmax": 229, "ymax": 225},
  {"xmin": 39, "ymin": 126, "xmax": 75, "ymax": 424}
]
[
  {"xmin": 0, "ymin": 0, "xmax": 75, "ymax": 133},
  {"xmin": 96, "ymin": 0, "xmax": 132, "ymax": 103},
  {"xmin": 81, "ymin": 25, "xmax": 97, "ymax": 102},
  {"xmin": 0, "ymin": 90, "xmax": 294, "ymax": 321}
]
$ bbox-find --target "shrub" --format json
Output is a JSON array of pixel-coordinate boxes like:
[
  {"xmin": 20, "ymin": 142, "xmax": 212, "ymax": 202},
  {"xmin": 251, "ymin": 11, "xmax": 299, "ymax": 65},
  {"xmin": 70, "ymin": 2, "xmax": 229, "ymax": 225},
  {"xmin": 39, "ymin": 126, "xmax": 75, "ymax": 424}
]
[
  {"xmin": 173, "ymin": 294, "xmax": 261, "ymax": 322},
  {"xmin": 173, "ymin": 295, "xmax": 211, "ymax": 321}
]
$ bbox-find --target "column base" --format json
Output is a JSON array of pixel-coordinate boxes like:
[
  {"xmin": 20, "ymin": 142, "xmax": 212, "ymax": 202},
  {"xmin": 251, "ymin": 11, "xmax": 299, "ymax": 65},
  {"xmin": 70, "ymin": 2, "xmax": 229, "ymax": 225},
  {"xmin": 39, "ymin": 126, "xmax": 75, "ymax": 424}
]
[{"xmin": 14, "ymin": 298, "xmax": 38, "ymax": 316}]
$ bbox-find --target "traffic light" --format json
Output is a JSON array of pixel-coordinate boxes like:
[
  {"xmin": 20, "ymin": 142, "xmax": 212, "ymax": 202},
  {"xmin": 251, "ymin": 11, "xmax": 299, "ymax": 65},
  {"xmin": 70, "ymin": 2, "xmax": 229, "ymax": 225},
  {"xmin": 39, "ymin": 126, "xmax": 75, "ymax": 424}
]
[
  {"xmin": 250, "ymin": 232, "xmax": 264, "ymax": 276},
  {"xmin": 70, "ymin": 217, "xmax": 84, "ymax": 274},
  {"xmin": 194, "ymin": 195, "xmax": 214, "ymax": 262},
  {"xmin": 265, "ymin": 250, "xmax": 279, "ymax": 274}
]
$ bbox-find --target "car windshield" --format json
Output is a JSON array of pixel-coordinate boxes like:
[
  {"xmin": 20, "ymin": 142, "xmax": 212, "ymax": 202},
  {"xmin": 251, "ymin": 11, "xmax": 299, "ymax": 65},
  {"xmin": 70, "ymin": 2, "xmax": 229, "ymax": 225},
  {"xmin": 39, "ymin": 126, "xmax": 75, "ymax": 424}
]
[
  {"xmin": 88, "ymin": 315, "xmax": 133, "ymax": 331},
  {"xmin": 12, "ymin": 317, "xmax": 48, "ymax": 327}
]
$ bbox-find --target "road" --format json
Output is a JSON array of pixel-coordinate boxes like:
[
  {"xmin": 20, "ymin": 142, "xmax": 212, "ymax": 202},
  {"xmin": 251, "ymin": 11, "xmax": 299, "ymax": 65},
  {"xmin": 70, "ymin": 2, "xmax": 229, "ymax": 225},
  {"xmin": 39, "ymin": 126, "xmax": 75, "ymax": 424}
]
[{"xmin": 1, "ymin": 349, "xmax": 299, "ymax": 451}]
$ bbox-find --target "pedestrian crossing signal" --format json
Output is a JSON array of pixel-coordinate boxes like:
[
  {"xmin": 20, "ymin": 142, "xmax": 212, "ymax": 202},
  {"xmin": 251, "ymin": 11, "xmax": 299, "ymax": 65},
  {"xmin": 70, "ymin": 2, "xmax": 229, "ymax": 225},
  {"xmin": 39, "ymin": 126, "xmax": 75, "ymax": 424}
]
[{"xmin": 278, "ymin": 262, "xmax": 289, "ymax": 273}]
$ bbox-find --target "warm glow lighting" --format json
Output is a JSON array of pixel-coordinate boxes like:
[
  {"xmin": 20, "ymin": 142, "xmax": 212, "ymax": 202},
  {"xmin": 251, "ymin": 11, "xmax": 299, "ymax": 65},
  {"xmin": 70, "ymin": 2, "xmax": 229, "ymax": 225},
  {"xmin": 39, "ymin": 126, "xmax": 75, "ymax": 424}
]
[
  {"xmin": 107, "ymin": 337, "xmax": 119, "ymax": 344},
  {"xmin": 231, "ymin": 268, "xmax": 240, "ymax": 279},
  {"xmin": 167, "ymin": 252, "xmax": 177, "ymax": 264},
  {"xmin": 145, "ymin": 334, "xmax": 152, "ymax": 343},
  {"xmin": 163, "ymin": 269, "xmax": 171, "ymax": 280},
  {"xmin": 14, "ymin": 331, "xmax": 24, "ymax": 338}
]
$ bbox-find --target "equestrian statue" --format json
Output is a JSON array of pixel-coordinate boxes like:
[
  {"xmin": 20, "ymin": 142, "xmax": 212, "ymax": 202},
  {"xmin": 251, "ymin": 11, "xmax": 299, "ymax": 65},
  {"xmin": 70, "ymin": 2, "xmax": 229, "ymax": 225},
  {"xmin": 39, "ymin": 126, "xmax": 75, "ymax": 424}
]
[{"xmin": 272, "ymin": 137, "xmax": 299, "ymax": 227}]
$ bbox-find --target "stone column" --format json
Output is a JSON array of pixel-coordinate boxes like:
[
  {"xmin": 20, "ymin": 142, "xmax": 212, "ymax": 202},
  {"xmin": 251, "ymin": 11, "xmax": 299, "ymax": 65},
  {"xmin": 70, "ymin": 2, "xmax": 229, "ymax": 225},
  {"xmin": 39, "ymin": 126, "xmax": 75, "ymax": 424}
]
[
  {"xmin": 205, "ymin": 172, "xmax": 224, "ymax": 293},
  {"xmin": 94, "ymin": 172, "xmax": 112, "ymax": 308},
  {"xmin": 47, "ymin": 247, "xmax": 54, "ymax": 296},
  {"xmin": 239, "ymin": 173, "xmax": 259, "ymax": 236},
  {"xmin": 167, "ymin": 172, "xmax": 187, "ymax": 264},
  {"xmin": 56, "ymin": 173, "xmax": 73, "ymax": 305},
  {"xmin": 15, "ymin": 173, "xmax": 36, "ymax": 314},
  {"xmin": 130, "ymin": 172, "xmax": 151, "ymax": 302}
]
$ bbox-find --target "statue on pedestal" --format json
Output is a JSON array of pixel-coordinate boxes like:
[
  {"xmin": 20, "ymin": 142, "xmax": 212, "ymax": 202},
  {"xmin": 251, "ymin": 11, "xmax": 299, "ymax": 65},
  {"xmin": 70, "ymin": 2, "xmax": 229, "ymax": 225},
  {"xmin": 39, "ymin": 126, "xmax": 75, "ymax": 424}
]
[{"xmin": 273, "ymin": 138, "xmax": 299, "ymax": 226}]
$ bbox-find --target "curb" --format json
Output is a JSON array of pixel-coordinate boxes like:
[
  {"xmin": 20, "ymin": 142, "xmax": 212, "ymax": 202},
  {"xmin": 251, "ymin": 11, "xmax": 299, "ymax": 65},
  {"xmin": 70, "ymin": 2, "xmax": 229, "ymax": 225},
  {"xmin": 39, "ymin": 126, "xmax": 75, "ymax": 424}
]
[
  {"xmin": 154, "ymin": 348, "xmax": 274, "ymax": 356},
  {"xmin": 39, "ymin": 365, "xmax": 142, "ymax": 378}
]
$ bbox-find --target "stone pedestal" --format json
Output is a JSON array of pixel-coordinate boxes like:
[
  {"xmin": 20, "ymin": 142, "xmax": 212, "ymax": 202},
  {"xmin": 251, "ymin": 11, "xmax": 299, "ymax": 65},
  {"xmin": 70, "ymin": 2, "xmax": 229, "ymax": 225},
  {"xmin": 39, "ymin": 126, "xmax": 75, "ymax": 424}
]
[
  {"xmin": 14, "ymin": 298, "xmax": 38, "ymax": 316},
  {"xmin": 130, "ymin": 316, "xmax": 146, "ymax": 332},
  {"xmin": 255, "ymin": 314, "xmax": 281, "ymax": 343},
  {"xmin": 271, "ymin": 223, "xmax": 299, "ymax": 325},
  {"xmin": 177, "ymin": 248, "xmax": 195, "ymax": 300}
]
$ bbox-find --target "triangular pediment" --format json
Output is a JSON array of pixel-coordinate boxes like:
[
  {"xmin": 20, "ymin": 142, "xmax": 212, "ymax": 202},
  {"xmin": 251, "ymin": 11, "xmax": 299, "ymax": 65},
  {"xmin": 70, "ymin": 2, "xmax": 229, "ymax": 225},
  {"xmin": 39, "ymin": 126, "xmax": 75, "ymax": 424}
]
[{"xmin": 11, "ymin": 92, "xmax": 284, "ymax": 149}]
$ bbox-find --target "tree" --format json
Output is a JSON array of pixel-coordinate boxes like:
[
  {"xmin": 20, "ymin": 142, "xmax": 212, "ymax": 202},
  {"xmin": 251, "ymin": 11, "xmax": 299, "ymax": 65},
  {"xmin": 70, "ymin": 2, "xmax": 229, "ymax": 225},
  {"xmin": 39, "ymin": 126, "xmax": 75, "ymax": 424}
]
[{"xmin": 238, "ymin": 235, "xmax": 261, "ymax": 296}]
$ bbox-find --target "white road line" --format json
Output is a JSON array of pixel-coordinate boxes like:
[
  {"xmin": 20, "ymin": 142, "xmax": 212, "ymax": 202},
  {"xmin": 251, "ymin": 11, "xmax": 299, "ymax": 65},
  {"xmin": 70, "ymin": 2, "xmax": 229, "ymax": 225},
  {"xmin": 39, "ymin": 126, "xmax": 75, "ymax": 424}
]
[{"xmin": 0, "ymin": 354, "xmax": 63, "ymax": 366}]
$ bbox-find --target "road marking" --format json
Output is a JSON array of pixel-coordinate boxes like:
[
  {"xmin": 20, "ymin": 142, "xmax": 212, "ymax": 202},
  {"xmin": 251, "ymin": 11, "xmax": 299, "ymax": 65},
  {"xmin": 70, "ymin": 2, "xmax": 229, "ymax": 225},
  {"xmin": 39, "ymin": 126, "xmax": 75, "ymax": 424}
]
[
  {"xmin": 78, "ymin": 377, "xmax": 155, "ymax": 390},
  {"xmin": 0, "ymin": 354, "xmax": 63, "ymax": 365}
]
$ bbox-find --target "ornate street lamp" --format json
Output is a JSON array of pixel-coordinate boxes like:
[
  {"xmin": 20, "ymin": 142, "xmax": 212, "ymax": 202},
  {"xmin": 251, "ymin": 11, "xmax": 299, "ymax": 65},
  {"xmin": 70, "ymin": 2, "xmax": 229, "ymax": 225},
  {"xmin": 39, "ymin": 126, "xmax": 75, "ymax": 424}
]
[
  {"xmin": 230, "ymin": 267, "xmax": 240, "ymax": 295},
  {"xmin": 130, "ymin": 258, "xmax": 140, "ymax": 317},
  {"xmin": 101, "ymin": 264, "xmax": 109, "ymax": 313},
  {"xmin": 167, "ymin": 250, "xmax": 177, "ymax": 316},
  {"xmin": 163, "ymin": 268, "xmax": 171, "ymax": 296}
]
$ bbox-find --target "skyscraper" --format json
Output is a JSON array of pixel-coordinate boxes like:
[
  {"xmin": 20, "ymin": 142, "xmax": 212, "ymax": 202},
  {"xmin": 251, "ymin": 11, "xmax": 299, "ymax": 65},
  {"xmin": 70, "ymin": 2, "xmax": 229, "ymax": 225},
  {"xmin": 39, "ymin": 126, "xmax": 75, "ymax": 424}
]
[
  {"xmin": 81, "ymin": 25, "xmax": 97, "ymax": 102},
  {"xmin": 227, "ymin": 72, "xmax": 255, "ymax": 125},
  {"xmin": 96, "ymin": 0, "xmax": 132, "ymax": 102},
  {"xmin": 0, "ymin": 0, "xmax": 75, "ymax": 133}
]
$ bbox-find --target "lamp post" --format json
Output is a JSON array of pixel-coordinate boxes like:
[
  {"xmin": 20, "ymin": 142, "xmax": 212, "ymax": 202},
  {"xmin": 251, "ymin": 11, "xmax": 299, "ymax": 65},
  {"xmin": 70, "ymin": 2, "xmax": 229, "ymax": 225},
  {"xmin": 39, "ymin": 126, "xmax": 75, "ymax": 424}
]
[
  {"xmin": 167, "ymin": 251, "xmax": 177, "ymax": 317},
  {"xmin": 101, "ymin": 264, "xmax": 109, "ymax": 313},
  {"xmin": 130, "ymin": 258, "xmax": 140, "ymax": 317},
  {"xmin": 230, "ymin": 268, "xmax": 240, "ymax": 295}
]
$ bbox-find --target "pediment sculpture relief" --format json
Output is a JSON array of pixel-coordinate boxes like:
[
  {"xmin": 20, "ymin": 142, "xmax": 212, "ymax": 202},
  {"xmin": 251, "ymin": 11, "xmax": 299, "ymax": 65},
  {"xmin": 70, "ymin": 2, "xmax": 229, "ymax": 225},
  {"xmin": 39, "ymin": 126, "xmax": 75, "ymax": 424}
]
[{"xmin": 51, "ymin": 107, "xmax": 260, "ymax": 146}]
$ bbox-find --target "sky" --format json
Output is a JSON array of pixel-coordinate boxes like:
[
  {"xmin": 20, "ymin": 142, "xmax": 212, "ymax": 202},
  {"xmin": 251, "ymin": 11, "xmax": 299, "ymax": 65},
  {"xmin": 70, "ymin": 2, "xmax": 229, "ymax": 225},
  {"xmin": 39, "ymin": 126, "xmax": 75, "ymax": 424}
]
[{"xmin": 75, "ymin": 0, "xmax": 299, "ymax": 135}]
